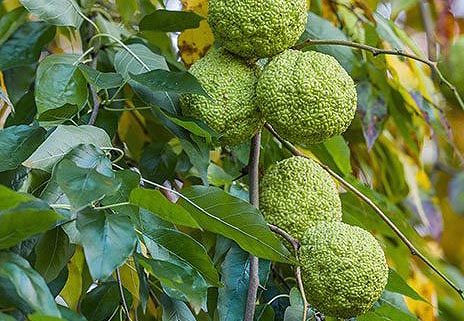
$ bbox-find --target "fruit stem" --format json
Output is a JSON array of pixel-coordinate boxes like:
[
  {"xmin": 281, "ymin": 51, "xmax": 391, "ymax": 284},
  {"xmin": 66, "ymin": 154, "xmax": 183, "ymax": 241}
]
[
  {"xmin": 244, "ymin": 131, "xmax": 262, "ymax": 321},
  {"xmin": 265, "ymin": 123, "xmax": 464, "ymax": 300},
  {"xmin": 293, "ymin": 39, "xmax": 464, "ymax": 112}
]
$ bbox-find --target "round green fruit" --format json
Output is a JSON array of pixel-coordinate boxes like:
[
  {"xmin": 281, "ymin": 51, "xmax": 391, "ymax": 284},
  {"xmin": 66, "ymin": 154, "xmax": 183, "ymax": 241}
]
[
  {"xmin": 208, "ymin": 0, "xmax": 307, "ymax": 58},
  {"xmin": 300, "ymin": 221, "xmax": 389, "ymax": 318},
  {"xmin": 257, "ymin": 49, "xmax": 357, "ymax": 145},
  {"xmin": 180, "ymin": 48, "xmax": 263, "ymax": 146},
  {"xmin": 259, "ymin": 156, "xmax": 342, "ymax": 240}
]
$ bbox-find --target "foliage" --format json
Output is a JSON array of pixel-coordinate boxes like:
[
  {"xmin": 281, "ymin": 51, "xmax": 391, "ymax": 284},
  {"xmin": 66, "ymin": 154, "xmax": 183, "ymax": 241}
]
[{"xmin": 0, "ymin": 0, "xmax": 464, "ymax": 320}]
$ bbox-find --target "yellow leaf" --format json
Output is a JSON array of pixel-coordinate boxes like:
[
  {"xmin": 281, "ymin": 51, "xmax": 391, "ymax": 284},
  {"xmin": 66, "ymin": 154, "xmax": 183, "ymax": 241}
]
[
  {"xmin": 405, "ymin": 264, "xmax": 438, "ymax": 321},
  {"xmin": 2, "ymin": 0, "xmax": 21, "ymax": 11},
  {"xmin": 60, "ymin": 246, "xmax": 86, "ymax": 310},
  {"xmin": 118, "ymin": 110, "xmax": 151, "ymax": 160},
  {"xmin": 178, "ymin": 0, "xmax": 214, "ymax": 67},
  {"xmin": 48, "ymin": 27, "xmax": 83, "ymax": 54},
  {"xmin": 0, "ymin": 72, "xmax": 11, "ymax": 128},
  {"xmin": 118, "ymin": 260, "xmax": 140, "ymax": 306}
]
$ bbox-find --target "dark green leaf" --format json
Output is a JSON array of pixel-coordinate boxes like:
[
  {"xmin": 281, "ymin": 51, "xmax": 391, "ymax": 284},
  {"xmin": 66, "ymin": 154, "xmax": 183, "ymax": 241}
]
[
  {"xmin": 34, "ymin": 227, "xmax": 75, "ymax": 282},
  {"xmin": 307, "ymin": 135, "xmax": 352, "ymax": 175},
  {"xmin": 78, "ymin": 64, "xmax": 125, "ymax": 90},
  {"xmin": 28, "ymin": 314, "xmax": 66, "ymax": 321},
  {"xmin": 81, "ymin": 282, "xmax": 131, "ymax": 321},
  {"xmin": 358, "ymin": 291, "xmax": 419, "ymax": 321},
  {"xmin": 179, "ymin": 186, "xmax": 292, "ymax": 263},
  {"xmin": 55, "ymin": 159, "xmax": 120, "ymax": 210},
  {"xmin": 0, "ymin": 125, "xmax": 46, "ymax": 172},
  {"xmin": 102, "ymin": 169, "xmax": 140, "ymax": 218},
  {"xmin": 136, "ymin": 254, "xmax": 208, "ymax": 312},
  {"xmin": 35, "ymin": 54, "xmax": 88, "ymax": 120},
  {"xmin": 0, "ymin": 312, "xmax": 17, "ymax": 321},
  {"xmin": 255, "ymin": 304, "xmax": 275, "ymax": 321},
  {"xmin": 19, "ymin": 0, "xmax": 83, "ymax": 28},
  {"xmin": 23, "ymin": 125, "xmax": 112, "ymax": 172},
  {"xmin": 129, "ymin": 70, "xmax": 209, "ymax": 97},
  {"xmin": 0, "ymin": 22, "xmax": 55, "ymax": 71},
  {"xmin": 0, "ymin": 185, "xmax": 62, "ymax": 250},
  {"xmin": 58, "ymin": 306, "xmax": 88, "ymax": 321},
  {"xmin": 180, "ymin": 137, "xmax": 210, "ymax": 185},
  {"xmin": 77, "ymin": 209, "xmax": 136, "ymax": 280},
  {"xmin": 130, "ymin": 187, "xmax": 200, "ymax": 228},
  {"xmin": 142, "ymin": 227, "xmax": 220, "ymax": 286},
  {"xmin": 299, "ymin": 12, "xmax": 354, "ymax": 72},
  {"xmin": 139, "ymin": 10, "xmax": 204, "ymax": 32},
  {"xmin": 0, "ymin": 7, "xmax": 28, "ymax": 46},
  {"xmin": 217, "ymin": 243, "xmax": 271, "ymax": 321},
  {"xmin": 0, "ymin": 252, "xmax": 61, "ymax": 317},
  {"xmin": 386, "ymin": 268, "xmax": 426, "ymax": 302},
  {"xmin": 161, "ymin": 294, "xmax": 196, "ymax": 321}
]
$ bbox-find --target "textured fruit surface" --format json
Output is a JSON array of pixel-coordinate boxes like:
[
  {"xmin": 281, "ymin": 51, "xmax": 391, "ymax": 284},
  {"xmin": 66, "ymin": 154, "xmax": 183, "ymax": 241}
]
[
  {"xmin": 300, "ymin": 221, "xmax": 389, "ymax": 318},
  {"xmin": 259, "ymin": 156, "xmax": 342, "ymax": 240},
  {"xmin": 257, "ymin": 49, "xmax": 357, "ymax": 145},
  {"xmin": 208, "ymin": 0, "xmax": 307, "ymax": 58},
  {"xmin": 180, "ymin": 47, "xmax": 263, "ymax": 146}
]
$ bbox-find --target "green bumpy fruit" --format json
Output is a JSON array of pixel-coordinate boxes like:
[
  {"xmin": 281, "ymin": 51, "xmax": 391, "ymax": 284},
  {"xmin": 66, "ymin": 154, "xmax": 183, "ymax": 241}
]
[
  {"xmin": 300, "ymin": 222, "xmax": 389, "ymax": 318},
  {"xmin": 180, "ymin": 48, "xmax": 263, "ymax": 146},
  {"xmin": 208, "ymin": 0, "xmax": 307, "ymax": 58},
  {"xmin": 257, "ymin": 49, "xmax": 357, "ymax": 145},
  {"xmin": 259, "ymin": 156, "xmax": 342, "ymax": 240},
  {"xmin": 438, "ymin": 36, "xmax": 464, "ymax": 105}
]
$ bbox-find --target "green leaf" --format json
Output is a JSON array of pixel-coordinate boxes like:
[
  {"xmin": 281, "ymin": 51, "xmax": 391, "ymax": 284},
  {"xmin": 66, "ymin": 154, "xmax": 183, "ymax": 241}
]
[
  {"xmin": 130, "ymin": 187, "xmax": 200, "ymax": 229},
  {"xmin": 0, "ymin": 252, "xmax": 61, "ymax": 317},
  {"xmin": 217, "ymin": 243, "xmax": 271, "ymax": 321},
  {"xmin": 0, "ymin": 125, "xmax": 46, "ymax": 172},
  {"xmin": 386, "ymin": 268, "xmax": 426, "ymax": 302},
  {"xmin": 0, "ymin": 312, "xmax": 17, "ymax": 321},
  {"xmin": 77, "ymin": 209, "xmax": 137, "ymax": 280},
  {"xmin": 23, "ymin": 125, "xmax": 112, "ymax": 172},
  {"xmin": 0, "ymin": 22, "xmax": 55, "ymax": 71},
  {"xmin": 34, "ymin": 227, "xmax": 75, "ymax": 282},
  {"xmin": 114, "ymin": 43, "xmax": 168, "ymax": 78},
  {"xmin": 35, "ymin": 54, "xmax": 88, "ymax": 120},
  {"xmin": 136, "ymin": 254, "xmax": 208, "ymax": 312},
  {"xmin": 358, "ymin": 291, "xmax": 419, "ymax": 321},
  {"xmin": 0, "ymin": 185, "xmax": 62, "ymax": 250},
  {"xmin": 307, "ymin": 135, "xmax": 352, "ymax": 175},
  {"xmin": 179, "ymin": 186, "xmax": 292, "ymax": 263},
  {"xmin": 139, "ymin": 10, "xmax": 204, "ymax": 32},
  {"xmin": 28, "ymin": 314, "xmax": 66, "ymax": 321},
  {"xmin": 161, "ymin": 294, "xmax": 196, "ymax": 321},
  {"xmin": 81, "ymin": 282, "xmax": 131, "ymax": 321},
  {"xmin": 78, "ymin": 64, "xmax": 125, "ymax": 90},
  {"xmin": 255, "ymin": 305, "xmax": 275, "ymax": 321},
  {"xmin": 129, "ymin": 70, "xmax": 209, "ymax": 97},
  {"xmin": 142, "ymin": 226, "xmax": 220, "ymax": 286},
  {"xmin": 284, "ymin": 288, "xmax": 315, "ymax": 321},
  {"xmin": 19, "ymin": 0, "xmax": 83, "ymax": 28},
  {"xmin": 0, "ymin": 7, "xmax": 28, "ymax": 46},
  {"xmin": 58, "ymin": 306, "xmax": 88, "ymax": 321},
  {"xmin": 55, "ymin": 159, "xmax": 121, "ymax": 210},
  {"xmin": 101, "ymin": 169, "xmax": 140, "ymax": 218},
  {"xmin": 180, "ymin": 136, "xmax": 210, "ymax": 185},
  {"xmin": 299, "ymin": 12, "xmax": 354, "ymax": 72}
]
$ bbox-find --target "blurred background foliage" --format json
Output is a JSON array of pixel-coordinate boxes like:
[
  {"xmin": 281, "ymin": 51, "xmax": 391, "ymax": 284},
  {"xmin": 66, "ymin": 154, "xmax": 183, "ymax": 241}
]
[{"xmin": 1, "ymin": 0, "xmax": 464, "ymax": 320}]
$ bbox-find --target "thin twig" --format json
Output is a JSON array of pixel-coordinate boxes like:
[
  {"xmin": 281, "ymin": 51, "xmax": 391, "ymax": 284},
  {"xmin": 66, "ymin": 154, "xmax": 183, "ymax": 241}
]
[
  {"xmin": 88, "ymin": 58, "xmax": 100, "ymax": 125},
  {"xmin": 244, "ymin": 132, "xmax": 262, "ymax": 321},
  {"xmin": 293, "ymin": 39, "xmax": 464, "ymax": 111},
  {"xmin": 268, "ymin": 224, "xmax": 308, "ymax": 320},
  {"xmin": 116, "ymin": 268, "xmax": 133, "ymax": 321},
  {"xmin": 419, "ymin": 0, "xmax": 437, "ymax": 61},
  {"xmin": 265, "ymin": 123, "xmax": 464, "ymax": 300}
]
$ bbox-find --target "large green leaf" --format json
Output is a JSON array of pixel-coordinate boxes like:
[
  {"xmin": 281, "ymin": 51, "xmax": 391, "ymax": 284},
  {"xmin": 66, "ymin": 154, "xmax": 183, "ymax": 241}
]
[
  {"xmin": 34, "ymin": 227, "xmax": 75, "ymax": 282},
  {"xmin": 35, "ymin": 54, "xmax": 88, "ymax": 120},
  {"xmin": 77, "ymin": 209, "xmax": 137, "ymax": 280},
  {"xmin": 101, "ymin": 169, "xmax": 140, "ymax": 218},
  {"xmin": 299, "ymin": 12, "xmax": 355, "ymax": 72},
  {"xmin": 19, "ymin": 0, "xmax": 83, "ymax": 28},
  {"xmin": 358, "ymin": 291, "xmax": 419, "ymax": 321},
  {"xmin": 78, "ymin": 64, "xmax": 125, "ymax": 90},
  {"xmin": 307, "ymin": 135, "xmax": 352, "ymax": 175},
  {"xmin": 0, "ymin": 185, "xmax": 62, "ymax": 250},
  {"xmin": 55, "ymin": 159, "xmax": 121, "ymax": 210},
  {"xmin": 130, "ymin": 187, "xmax": 200, "ymax": 228},
  {"xmin": 161, "ymin": 295, "xmax": 196, "ymax": 321},
  {"xmin": 23, "ymin": 125, "xmax": 112, "ymax": 172},
  {"xmin": 0, "ymin": 252, "xmax": 61, "ymax": 317},
  {"xmin": 386, "ymin": 268, "xmax": 426, "ymax": 302},
  {"xmin": 136, "ymin": 254, "xmax": 209, "ymax": 312},
  {"xmin": 142, "ymin": 226, "xmax": 220, "ymax": 286},
  {"xmin": 0, "ymin": 22, "xmax": 55, "ymax": 71},
  {"xmin": 129, "ymin": 70, "xmax": 209, "ymax": 97},
  {"xmin": 0, "ymin": 125, "xmax": 46, "ymax": 172},
  {"xmin": 114, "ymin": 43, "xmax": 168, "ymax": 78},
  {"xmin": 0, "ymin": 7, "xmax": 29, "ymax": 46},
  {"xmin": 179, "ymin": 186, "xmax": 292, "ymax": 263},
  {"xmin": 139, "ymin": 10, "xmax": 204, "ymax": 32}
]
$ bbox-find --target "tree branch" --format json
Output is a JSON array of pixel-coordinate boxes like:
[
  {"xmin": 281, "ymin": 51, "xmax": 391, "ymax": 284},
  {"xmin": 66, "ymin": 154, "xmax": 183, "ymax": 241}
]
[
  {"xmin": 116, "ymin": 267, "xmax": 133, "ymax": 321},
  {"xmin": 293, "ymin": 38, "xmax": 464, "ymax": 111},
  {"xmin": 265, "ymin": 123, "xmax": 464, "ymax": 300},
  {"xmin": 268, "ymin": 224, "xmax": 308, "ymax": 320},
  {"xmin": 244, "ymin": 131, "xmax": 262, "ymax": 321}
]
